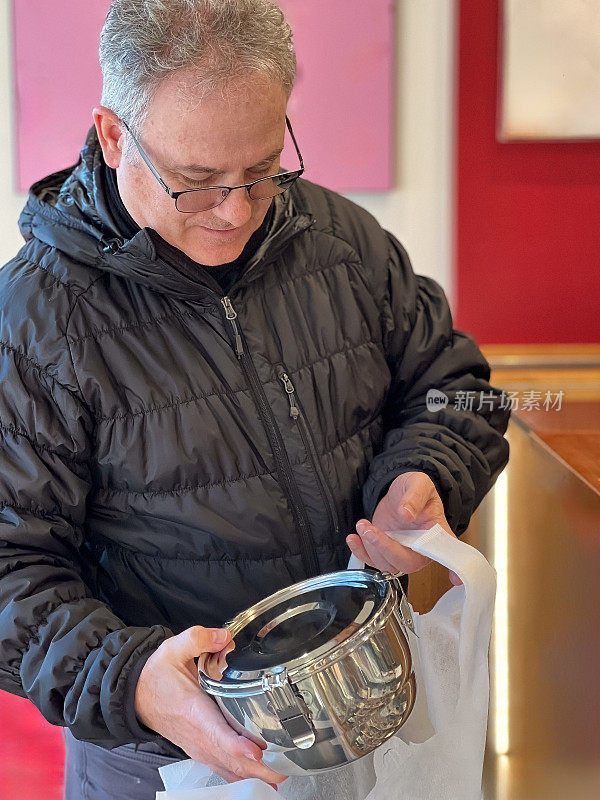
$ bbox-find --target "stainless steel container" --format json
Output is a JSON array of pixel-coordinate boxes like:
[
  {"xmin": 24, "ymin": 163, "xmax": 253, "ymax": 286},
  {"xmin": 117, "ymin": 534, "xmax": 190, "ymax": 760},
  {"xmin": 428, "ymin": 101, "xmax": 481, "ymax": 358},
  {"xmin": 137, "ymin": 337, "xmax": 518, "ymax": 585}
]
[{"xmin": 198, "ymin": 569, "xmax": 416, "ymax": 774}]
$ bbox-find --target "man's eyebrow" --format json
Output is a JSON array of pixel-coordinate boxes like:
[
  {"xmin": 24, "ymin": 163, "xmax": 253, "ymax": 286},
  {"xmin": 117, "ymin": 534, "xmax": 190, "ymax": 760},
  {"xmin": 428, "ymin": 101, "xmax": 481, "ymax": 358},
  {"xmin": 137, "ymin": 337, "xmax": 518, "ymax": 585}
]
[{"xmin": 174, "ymin": 148, "xmax": 284, "ymax": 175}]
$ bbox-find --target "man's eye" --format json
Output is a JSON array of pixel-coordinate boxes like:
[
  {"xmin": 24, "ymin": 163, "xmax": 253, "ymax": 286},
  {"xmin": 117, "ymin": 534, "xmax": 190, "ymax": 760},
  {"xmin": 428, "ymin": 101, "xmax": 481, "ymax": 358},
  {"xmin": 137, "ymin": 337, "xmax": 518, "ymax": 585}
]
[
  {"xmin": 183, "ymin": 177, "xmax": 210, "ymax": 188},
  {"xmin": 181, "ymin": 164, "xmax": 274, "ymax": 188},
  {"xmin": 251, "ymin": 165, "xmax": 275, "ymax": 176}
]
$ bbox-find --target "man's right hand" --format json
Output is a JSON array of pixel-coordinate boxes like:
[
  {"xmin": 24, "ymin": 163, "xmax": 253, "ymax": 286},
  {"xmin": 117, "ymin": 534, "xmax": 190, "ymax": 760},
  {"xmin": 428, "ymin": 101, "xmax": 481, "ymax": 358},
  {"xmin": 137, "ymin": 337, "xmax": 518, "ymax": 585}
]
[{"xmin": 135, "ymin": 626, "xmax": 288, "ymax": 787}]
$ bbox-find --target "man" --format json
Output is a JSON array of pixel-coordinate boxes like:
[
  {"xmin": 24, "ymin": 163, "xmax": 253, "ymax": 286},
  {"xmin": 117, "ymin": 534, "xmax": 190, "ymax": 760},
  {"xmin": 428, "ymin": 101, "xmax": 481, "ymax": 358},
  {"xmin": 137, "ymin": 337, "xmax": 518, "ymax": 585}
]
[{"xmin": 0, "ymin": 0, "xmax": 509, "ymax": 797}]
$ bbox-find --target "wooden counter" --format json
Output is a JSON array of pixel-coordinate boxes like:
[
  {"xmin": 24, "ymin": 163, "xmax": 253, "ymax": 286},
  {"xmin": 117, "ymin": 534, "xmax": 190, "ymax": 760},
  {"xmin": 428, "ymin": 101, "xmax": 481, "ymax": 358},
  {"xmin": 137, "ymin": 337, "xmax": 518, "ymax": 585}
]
[
  {"xmin": 404, "ymin": 344, "xmax": 600, "ymax": 798},
  {"xmin": 475, "ymin": 344, "xmax": 600, "ymax": 800},
  {"xmin": 408, "ymin": 344, "xmax": 600, "ymax": 613},
  {"xmin": 483, "ymin": 344, "xmax": 600, "ymax": 497}
]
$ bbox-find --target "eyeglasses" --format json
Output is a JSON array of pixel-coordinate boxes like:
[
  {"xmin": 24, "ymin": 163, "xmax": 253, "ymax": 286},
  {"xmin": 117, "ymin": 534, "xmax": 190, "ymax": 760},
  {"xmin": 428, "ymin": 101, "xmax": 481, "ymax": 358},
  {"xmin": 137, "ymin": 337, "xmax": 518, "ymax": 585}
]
[{"xmin": 120, "ymin": 116, "xmax": 304, "ymax": 213}]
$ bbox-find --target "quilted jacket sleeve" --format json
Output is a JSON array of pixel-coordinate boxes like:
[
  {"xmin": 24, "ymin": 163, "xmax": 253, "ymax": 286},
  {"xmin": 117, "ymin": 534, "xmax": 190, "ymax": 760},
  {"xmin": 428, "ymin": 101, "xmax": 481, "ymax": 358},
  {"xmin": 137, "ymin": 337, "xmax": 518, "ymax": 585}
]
[
  {"xmin": 362, "ymin": 233, "xmax": 510, "ymax": 535},
  {"xmin": 0, "ymin": 267, "xmax": 171, "ymax": 747}
]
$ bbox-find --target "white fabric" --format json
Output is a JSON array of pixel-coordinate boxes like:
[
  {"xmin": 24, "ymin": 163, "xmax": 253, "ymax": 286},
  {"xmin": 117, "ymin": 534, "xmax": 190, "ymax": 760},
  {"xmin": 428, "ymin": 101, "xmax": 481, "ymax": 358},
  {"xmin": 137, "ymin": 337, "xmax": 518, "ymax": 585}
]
[{"xmin": 157, "ymin": 524, "xmax": 496, "ymax": 800}]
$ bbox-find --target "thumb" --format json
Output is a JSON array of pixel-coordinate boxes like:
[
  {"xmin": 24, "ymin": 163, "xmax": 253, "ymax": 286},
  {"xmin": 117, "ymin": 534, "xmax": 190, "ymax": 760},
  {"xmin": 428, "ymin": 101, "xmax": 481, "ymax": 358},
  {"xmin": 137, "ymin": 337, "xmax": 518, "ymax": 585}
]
[
  {"xmin": 396, "ymin": 473, "xmax": 432, "ymax": 521},
  {"xmin": 449, "ymin": 570, "xmax": 463, "ymax": 586},
  {"xmin": 176, "ymin": 625, "xmax": 232, "ymax": 659}
]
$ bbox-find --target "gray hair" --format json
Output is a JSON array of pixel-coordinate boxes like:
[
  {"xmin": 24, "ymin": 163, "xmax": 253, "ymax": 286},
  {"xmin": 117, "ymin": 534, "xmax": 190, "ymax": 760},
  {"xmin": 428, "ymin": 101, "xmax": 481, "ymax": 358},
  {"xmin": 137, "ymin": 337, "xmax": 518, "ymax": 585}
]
[{"xmin": 99, "ymin": 0, "xmax": 296, "ymax": 139}]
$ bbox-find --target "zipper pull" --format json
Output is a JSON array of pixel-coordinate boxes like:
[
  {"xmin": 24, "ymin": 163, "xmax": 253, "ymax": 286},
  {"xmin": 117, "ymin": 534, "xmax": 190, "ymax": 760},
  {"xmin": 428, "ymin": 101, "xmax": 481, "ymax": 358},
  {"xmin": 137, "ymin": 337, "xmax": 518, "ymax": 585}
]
[
  {"xmin": 279, "ymin": 372, "xmax": 300, "ymax": 419},
  {"xmin": 221, "ymin": 297, "xmax": 244, "ymax": 358}
]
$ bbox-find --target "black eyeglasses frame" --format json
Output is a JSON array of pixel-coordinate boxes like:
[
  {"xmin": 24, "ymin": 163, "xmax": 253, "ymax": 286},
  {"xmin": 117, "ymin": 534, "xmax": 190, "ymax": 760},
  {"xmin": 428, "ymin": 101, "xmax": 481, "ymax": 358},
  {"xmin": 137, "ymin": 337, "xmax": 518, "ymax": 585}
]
[{"xmin": 120, "ymin": 116, "xmax": 305, "ymax": 213}]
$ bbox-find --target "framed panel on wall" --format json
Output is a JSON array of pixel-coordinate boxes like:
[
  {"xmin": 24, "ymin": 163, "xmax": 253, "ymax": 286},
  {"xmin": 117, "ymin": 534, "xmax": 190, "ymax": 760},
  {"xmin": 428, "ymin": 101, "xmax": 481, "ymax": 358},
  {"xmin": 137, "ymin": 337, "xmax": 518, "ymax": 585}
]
[
  {"xmin": 12, "ymin": 0, "xmax": 397, "ymax": 194},
  {"xmin": 499, "ymin": 0, "xmax": 600, "ymax": 141}
]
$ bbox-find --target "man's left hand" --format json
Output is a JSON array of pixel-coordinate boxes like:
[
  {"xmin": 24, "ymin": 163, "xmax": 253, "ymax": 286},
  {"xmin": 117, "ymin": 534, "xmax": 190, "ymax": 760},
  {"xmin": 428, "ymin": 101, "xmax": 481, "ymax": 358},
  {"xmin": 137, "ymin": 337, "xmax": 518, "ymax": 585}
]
[{"xmin": 347, "ymin": 471, "xmax": 462, "ymax": 586}]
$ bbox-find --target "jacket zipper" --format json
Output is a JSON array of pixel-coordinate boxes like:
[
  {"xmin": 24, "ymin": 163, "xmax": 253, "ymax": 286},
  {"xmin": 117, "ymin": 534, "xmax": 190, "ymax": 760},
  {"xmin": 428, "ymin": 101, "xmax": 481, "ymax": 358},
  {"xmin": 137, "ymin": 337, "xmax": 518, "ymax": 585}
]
[
  {"xmin": 277, "ymin": 368, "xmax": 341, "ymax": 543},
  {"xmin": 220, "ymin": 297, "xmax": 320, "ymax": 577}
]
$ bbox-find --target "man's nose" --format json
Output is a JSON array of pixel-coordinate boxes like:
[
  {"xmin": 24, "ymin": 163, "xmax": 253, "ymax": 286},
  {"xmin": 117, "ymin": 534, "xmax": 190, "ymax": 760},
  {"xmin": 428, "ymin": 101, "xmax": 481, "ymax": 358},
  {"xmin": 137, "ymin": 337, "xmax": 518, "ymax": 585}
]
[{"xmin": 214, "ymin": 186, "xmax": 254, "ymax": 228}]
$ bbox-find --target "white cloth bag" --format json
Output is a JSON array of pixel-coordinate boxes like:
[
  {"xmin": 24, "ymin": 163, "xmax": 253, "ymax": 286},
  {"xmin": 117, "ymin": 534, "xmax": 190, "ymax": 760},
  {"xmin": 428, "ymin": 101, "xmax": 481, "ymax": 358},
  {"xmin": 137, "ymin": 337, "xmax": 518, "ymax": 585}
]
[{"xmin": 157, "ymin": 523, "xmax": 496, "ymax": 800}]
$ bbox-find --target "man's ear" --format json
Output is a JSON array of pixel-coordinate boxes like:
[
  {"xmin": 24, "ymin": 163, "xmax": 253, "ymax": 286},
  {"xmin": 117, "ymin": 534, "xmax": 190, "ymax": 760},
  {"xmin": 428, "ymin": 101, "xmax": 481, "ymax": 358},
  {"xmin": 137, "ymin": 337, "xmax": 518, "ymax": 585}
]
[{"xmin": 92, "ymin": 107, "xmax": 125, "ymax": 169}]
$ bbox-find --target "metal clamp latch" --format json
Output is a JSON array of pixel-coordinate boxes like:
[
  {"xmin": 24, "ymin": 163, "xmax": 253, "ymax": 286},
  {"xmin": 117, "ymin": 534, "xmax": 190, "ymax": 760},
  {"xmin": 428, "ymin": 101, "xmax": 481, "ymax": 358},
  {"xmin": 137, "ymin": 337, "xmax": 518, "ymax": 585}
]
[
  {"xmin": 398, "ymin": 591, "xmax": 416, "ymax": 636},
  {"xmin": 385, "ymin": 573, "xmax": 417, "ymax": 636},
  {"xmin": 262, "ymin": 666, "xmax": 316, "ymax": 750}
]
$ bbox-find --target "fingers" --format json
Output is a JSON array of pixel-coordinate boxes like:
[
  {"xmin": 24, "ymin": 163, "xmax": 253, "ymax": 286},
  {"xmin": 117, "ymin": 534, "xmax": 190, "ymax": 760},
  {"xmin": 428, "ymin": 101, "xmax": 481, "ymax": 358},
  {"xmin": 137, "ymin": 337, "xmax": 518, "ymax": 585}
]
[
  {"xmin": 214, "ymin": 768, "xmax": 244, "ymax": 784},
  {"xmin": 198, "ymin": 640, "xmax": 236, "ymax": 680},
  {"xmin": 347, "ymin": 530, "xmax": 397, "ymax": 573},
  {"xmin": 225, "ymin": 740, "xmax": 288, "ymax": 785},
  {"xmin": 139, "ymin": 640, "xmax": 285, "ymax": 790},
  {"xmin": 351, "ymin": 519, "xmax": 461, "ymax": 585},
  {"xmin": 190, "ymin": 689, "xmax": 287, "ymax": 785},
  {"xmin": 218, "ymin": 640, "xmax": 236, "ymax": 672},
  {"xmin": 240, "ymin": 756, "xmax": 288, "ymax": 785},
  {"xmin": 215, "ymin": 767, "xmax": 283, "ymax": 787},
  {"xmin": 347, "ymin": 532, "xmax": 399, "ymax": 573},
  {"xmin": 174, "ymin": 625, "xmax": 233, "ymax": 661},
  {"xmin": 346, "ymin": 533, "xmax": 373, "ymax": 566},
  {"xmin": 197, "ymin": 651, "xmax": 219, "ymax": 681},
  {"xmin": 449, "ymin": 570, "xmax": 463, "ymax": 586},
  {"xmin": 212, "ymin": 766, "xmax": 282, "ymax": 788},
  {"xmin": 358, "ymin": 521, "xmax": 411, "ymax": 572},
  {"xmin": 351, "ymin": 520, "xmax": 431, "ymax": 575}
]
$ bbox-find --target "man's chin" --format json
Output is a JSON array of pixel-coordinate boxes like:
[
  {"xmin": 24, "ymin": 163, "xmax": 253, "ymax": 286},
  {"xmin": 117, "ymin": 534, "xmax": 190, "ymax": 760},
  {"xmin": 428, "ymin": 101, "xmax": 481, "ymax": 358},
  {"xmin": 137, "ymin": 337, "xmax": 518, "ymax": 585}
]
[
  {"xmin": 183, "ymin": 240, "xmax": 244, "ymax": 267},
  {"xmin": 186, "ymin": 227, "xmax": 253, "ymax": 267}
]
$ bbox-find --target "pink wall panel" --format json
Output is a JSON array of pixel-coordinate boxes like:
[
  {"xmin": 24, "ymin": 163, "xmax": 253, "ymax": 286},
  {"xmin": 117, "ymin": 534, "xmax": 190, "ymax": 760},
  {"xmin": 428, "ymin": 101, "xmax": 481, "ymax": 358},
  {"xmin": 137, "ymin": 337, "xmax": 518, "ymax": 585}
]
[
  {"xmin": 278, "ymin": 0, "xmax": 396, "ymax": 192},
  {"xmin": 13, "ymin": 0, "xmax": 395, "ymax": 194},
  {"xmin": 12, "ymin": 0, "xmax": 112, "ymax": 191}
]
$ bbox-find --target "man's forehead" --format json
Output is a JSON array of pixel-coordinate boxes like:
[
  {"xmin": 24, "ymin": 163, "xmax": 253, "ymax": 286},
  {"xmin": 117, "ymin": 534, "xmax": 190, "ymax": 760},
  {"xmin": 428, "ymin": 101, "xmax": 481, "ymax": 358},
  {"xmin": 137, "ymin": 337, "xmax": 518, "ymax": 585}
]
[
  {"xmin": 143, "ymin": 71, "xmax": 288, "ymax": 172},
  {"xmin": 156, "ymin": 120, "xmax": 286, "ymax": 174}
]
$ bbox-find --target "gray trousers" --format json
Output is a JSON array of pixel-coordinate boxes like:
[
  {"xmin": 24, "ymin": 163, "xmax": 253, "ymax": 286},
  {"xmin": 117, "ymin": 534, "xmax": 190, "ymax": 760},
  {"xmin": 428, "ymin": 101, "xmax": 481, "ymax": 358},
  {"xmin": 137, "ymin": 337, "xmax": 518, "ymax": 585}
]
[
  {"xmin": 63, "ymin": 729, "xmax": 377, "ymax": 800},
  {"xmin": 63, "ymin": 729, "xmax": 178, "ymax": 800}
]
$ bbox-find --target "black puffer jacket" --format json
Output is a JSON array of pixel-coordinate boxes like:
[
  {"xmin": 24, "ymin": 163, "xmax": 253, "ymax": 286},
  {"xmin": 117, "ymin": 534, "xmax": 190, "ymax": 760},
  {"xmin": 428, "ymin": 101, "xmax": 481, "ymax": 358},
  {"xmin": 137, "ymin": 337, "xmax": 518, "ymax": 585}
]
[{"xmin": 0, "ymin": 127, "xmax": 509, "ymax": 749}]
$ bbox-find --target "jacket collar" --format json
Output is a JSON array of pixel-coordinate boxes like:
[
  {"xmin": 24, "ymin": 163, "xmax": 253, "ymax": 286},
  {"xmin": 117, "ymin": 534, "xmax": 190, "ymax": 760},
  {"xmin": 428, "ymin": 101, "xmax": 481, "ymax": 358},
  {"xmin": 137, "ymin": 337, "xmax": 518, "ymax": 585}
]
[{"xmin": 18, "ymin": 126, "xmax": 315, "ymax": 300}]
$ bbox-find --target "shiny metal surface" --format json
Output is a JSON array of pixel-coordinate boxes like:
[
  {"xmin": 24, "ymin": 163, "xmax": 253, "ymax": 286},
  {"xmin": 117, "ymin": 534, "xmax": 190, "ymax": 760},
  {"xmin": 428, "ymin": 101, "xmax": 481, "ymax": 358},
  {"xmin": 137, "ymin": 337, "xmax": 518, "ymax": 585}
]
[
  {"xmin": 465, "ymin": 418, "xmax": 600, "ymax": 800},
  {"xmin": 199, "ymin": 570, "xmax": 416, "ymax": 773},
  {"xmin": 216, "ymin": 570, "xmax": 386, "ymax": 682}
]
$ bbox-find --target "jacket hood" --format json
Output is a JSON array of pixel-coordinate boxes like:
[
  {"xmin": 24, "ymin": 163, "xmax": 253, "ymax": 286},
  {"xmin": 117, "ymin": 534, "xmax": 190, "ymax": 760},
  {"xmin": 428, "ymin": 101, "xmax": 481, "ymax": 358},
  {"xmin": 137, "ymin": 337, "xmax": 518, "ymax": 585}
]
[{"xmin": 18, "ymin": 126, "xmax": 314, "ymax": 299}]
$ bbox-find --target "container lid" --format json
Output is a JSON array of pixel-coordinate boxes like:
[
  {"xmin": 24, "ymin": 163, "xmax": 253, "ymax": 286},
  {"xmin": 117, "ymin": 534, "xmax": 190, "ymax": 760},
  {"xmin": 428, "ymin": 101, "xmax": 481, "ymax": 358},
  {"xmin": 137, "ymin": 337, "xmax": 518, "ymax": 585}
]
[{"xmin": 203, "ymin": 569, "xmax": 391, "ymax": 691}]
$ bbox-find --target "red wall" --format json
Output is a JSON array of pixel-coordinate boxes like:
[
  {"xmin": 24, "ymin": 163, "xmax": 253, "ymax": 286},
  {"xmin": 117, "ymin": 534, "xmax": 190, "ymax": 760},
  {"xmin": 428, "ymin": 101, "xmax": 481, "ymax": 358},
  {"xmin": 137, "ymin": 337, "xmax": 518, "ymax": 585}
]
[{"xmin": 455, "ymin": 0, "xmax": 600, "ymax": 345}]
